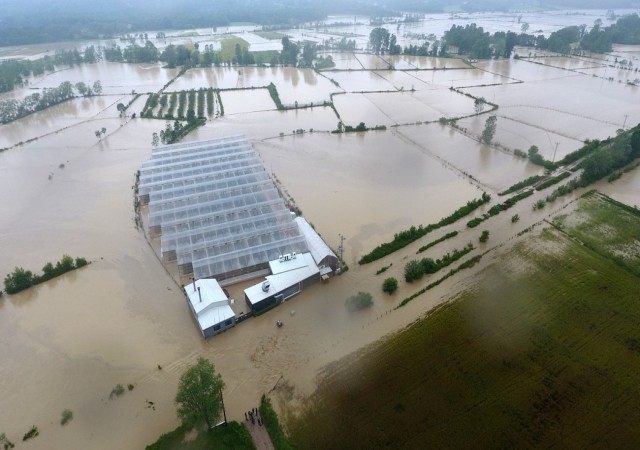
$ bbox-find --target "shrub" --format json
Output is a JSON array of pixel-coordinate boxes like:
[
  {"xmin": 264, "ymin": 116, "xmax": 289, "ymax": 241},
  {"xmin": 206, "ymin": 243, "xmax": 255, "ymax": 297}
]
[
  {"xmin": 382, "ymin": 277, "xmax": 398, "ymax": 294},
  {"xmin": 22, "ymin": 426, "xmax": 38, "ymax": 442},
  {"xmin": 346, "ymin": 292, "xmax": 373, "ymax": 311},
  {"xmin": 404, "ymin": 260, "xmax": 423, "ymax": 282},
  {"xmin": 0, "ymin": 433, "xmax": 15, "ymax": 449},
  {"xmin": 479, "ymin": 230, "xmax": 490, "ymax": 243},
  {"xmin": 4, "ymin": 267, "xmax": 34, "ymax": 294},
  {"xmin": 110, "ymin": 384, "xmax": 125, "ymax": 399},
  {"xmin": 511, "ymin": 214, "xmax": 520, "ymax": 223},
  {"xmin": 75, "ymin": 257, "xmax": 88, "ymax": 267},
  {"xmin": 60, "ymin": 409, "xmax": 73, "ymax": 426},
  {"xmin": 128, "ymin": 383, "xmax": 134, "ymax": 391}
]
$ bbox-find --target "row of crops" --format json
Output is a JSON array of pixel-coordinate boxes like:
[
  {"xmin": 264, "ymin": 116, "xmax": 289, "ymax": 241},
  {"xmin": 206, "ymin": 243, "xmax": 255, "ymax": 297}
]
[{"xmin": 140, "ymin": 88, "xmax": 223, "ymax": 120}]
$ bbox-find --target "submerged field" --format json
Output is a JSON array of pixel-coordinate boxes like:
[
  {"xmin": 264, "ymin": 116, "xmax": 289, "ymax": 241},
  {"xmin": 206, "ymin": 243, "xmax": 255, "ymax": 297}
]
[{"xmin": 286, "ymin": 212, "xmax": 640, "ymax": 448}]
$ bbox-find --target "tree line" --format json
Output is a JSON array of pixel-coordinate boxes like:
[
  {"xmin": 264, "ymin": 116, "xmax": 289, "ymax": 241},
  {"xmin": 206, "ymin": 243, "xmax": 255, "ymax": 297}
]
[
  {"xmin": 429, "ymin": 14, "xmax": 640, "ymax": 59},
  {"xmin": 3, "ymin": 255, "xmax": 88, "ymax": 295},
  {"xmin": 0, "ymin": 46, "xmax": 99, "ymax": 94},
  {"xmin": 0, "ymin": 80, "xmax": 102, "ymax": 124}
]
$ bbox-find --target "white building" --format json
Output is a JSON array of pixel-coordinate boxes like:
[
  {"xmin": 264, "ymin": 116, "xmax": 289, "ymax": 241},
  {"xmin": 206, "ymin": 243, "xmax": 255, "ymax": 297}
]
[
  {"xmin": 184, "ymin": 279, "xmax": 236, "ymax": 338},
  {"xmin": 244, "ymin": 252, "xmax": 320, "ymax": 313}
]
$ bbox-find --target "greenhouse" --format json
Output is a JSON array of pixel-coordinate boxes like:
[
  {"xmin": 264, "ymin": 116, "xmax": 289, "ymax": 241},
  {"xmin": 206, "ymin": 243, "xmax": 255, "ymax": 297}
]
[{"xmin": 139, "ymin": 136, "xmax": 309, "ymax": 282}]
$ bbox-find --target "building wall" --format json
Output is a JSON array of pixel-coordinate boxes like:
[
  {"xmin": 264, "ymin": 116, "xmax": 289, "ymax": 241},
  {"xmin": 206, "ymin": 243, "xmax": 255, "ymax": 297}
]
[{"xmin": 203, "ymin": 318, "xmax": 236, "ymax": 338}]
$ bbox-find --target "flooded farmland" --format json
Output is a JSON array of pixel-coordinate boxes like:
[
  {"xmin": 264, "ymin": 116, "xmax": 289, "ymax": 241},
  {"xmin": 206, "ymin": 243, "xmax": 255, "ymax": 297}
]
[{"xmin": 1, "ymin": 9, "xmax": 640, "ymax": 450}]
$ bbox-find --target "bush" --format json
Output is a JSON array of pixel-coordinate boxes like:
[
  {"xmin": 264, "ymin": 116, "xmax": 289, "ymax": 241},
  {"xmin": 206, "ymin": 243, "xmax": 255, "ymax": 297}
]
[
  {"xmin": 128, "ymin": 383, "xmax": 135, "ymax": 391},
  {"xmin": 3, "ymin": 267, "xmax": 34, "ymax": 294},
  {"xmin": 382, "ymin": 277, "xmax": 398, "ymax": 294},
  {"xmin": 22, "ymin": 426, "xmax": 38, "ymax": 442},
  {"xmin": 346, "ymin": 292, "xmax": 373, "ymax": 311},
  {"xmin": 0, "ymin": 433, "xmax": 15, "ymax": 449},
  {"xmin": 479, "ymin": 230, "xmax": 490, "ymax": 243},
  {"xmin": 75, "ymin": 257, "xmax": 88, "ymax": 267},
  {"xmin": 404, "ymin": 260, "xmax": 423, "ymax": 282},
  {"xmin": 110, "ymin": 384, "xmax": 125, "ymax": 399},
  {"xmin": 60, "ymin": 409, "xmax": 73, "ymax": 426},
  {"xmin": 511, "ymin": 214, "xmax": 520, "ymax": 223}
]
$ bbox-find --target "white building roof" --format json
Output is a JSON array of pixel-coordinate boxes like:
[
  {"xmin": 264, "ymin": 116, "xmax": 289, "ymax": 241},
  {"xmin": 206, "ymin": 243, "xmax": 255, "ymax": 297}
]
[
  {"xmin": 185, "ymin": 279, "xmax": 235, "ymax": 332},
  {"xmin": 245, "ymin": 252, "xmax": 319, "ymax": 306},
  {"xmin": 294, "ymin": 217, "xmax": 337, "ymax": 266}
]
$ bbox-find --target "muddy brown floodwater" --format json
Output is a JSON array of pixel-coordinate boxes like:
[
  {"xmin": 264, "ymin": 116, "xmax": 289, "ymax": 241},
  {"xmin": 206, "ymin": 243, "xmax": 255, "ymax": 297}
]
[{"xmin": 1, "ymin": 33, "xmax": 639, "ymax": 449}]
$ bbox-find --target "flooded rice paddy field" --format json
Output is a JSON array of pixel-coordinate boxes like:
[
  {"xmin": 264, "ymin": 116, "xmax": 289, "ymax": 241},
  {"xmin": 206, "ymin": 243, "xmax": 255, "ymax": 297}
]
[{"xmin": 1, "ymin": 30, "xmax": 640, "ymax": 450}]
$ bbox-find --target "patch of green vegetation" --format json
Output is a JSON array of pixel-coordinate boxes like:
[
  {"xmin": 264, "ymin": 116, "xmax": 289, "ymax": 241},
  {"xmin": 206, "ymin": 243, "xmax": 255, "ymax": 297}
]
[
  {"xmin": 254, "ymin": 31, "xmax": 287, "ymax": 40},
  {"xmin": 535, "ymin": 171, "xmax": 571, "ymax": 191},
  {"xmin": 110, "ymin": 384, "xmax": 125, "ymax": 399},
  {"xmin": 260, "ymin": 395, "xmax": 295, "ymax": 450},
  {"xmin": 417, "ymin": 231, "xmax": 458, "ymax": 254},
  {"xmin": 3, "ymin": 255, "xmax": 89, "ymax": 294},
  {"xmin": 405, "ymin": 244, "xmax": 475, "ymax": 282},
  {"xmin": 552, "ymin": 193, "xmax": 640, "ymax": 276},
  {"xmin": 498, "ymin": 174, "xmax": 542, "ymax": 196},
  {"xmin": 145, "ymin": 422, "xmax": 254, "ymax": 450},
  {"xmin": 220, "ymin": 37, "xmax": 250, "ymax": 61},
  {"xmin": 60, "ymin": 409, "xmax": 73, "ymax": 426},
  {"xmin": 345, "ymin": 292, "xmax": 373, "ymax": 311},
  {"xmin": 267, "ymin": 83, "xmax": 284, "ymax": 110},
  {"xmin": 288, "ymin": 227, "xmax": 640, "ymax": 448},
  {"xmin": 359, "ymin": 193, "xmax": 490, "ymax": 264},
  {"xmin": 382, "ymin": 277, "xmax": 398, "ymax": 294},
  {"xmin": 375, "ymin": 263, "xmax": 392, "ymax": 275},
  {"xmin": 22, "ymin": 426, "xmax": 38, "ymax": 442},
  {"xmin": 479, "ymin": 230, "xmax": 490, "ymax": 243}
]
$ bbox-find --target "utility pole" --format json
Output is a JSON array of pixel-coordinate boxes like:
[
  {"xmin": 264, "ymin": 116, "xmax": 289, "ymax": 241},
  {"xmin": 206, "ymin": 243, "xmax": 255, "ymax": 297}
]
[
  {"xmin": 338, "ymin": 234, "xmax": 346, "ymax": 266},
  {"xmin": 219, "ymin": 387, "xmax": 227, "ymax": 425},
  {"xmin": 552, "ymin": 142, "xmax": 559, "ymax": 165},
  {"xmin": 623, "ymin": 114, "xmax": 629, "ymax": 130}
]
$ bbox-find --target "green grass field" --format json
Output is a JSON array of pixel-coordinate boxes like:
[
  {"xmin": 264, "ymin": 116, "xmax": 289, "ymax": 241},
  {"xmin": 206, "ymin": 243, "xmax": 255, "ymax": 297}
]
[
  {"xmin": 254, "ymin": 31, "xmax": 288, "ymax": 40},
  {"xmin": 553, "ymin": 193, "xmax": 640, "ymax": 275},
  {"xmin": 287, "ymin": 221, "xmax": 640, "ymax": 448},
  {"xmin": 220, "ymin": 37, "xmax": 250, "ymax": 61}
]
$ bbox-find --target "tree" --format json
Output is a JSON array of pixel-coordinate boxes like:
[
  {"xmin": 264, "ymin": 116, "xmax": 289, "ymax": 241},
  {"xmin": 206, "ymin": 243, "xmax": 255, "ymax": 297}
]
[
  {"xmin": 479, "ymin": 230, "xmax": 490, "ymax": 243},
  {"xmin": 152, "ymin": 132, "xmax": 159, "ymax": 147},
  {"xmin": 474, "ymin": 97, "xmax": 486, "ymax": 114},
  {"xmin": 4, "ymin": 266, "xmax": 34, "ymax": 294},
  {"xmin": 345, "ymin": 292, "xmax": 373, "ymax": 311},
  {"xmin": 369, "ymin": 27, "xmax": 390, "ymax": 54},
  {"xmin": 175, "ymin": 357, "xmax": 225, "ymax": 430},
  {"xmin": 382, "ymin": 277, "xmax": 398, "ymax": 294},
  {"xmin": 92, "ymin": 80, "xmax": 102, "ymax": 95},
  {"xmin": 481, "ymin": 115, "xmax": 497, "ymax": 144},
  {"xmin": 116, "ymin": 103, "xmax": 126, "ymax": 116}
]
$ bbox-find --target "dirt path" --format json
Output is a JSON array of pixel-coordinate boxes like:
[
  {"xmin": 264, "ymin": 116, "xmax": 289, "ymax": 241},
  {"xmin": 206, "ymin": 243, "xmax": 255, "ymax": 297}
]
[{"xmin": 244, "ymin": 416, "xmax": 275, "ymax": 450}]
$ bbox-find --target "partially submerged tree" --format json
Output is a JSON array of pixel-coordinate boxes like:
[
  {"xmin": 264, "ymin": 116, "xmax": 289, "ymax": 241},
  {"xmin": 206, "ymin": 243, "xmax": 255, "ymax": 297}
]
[
  {"xmin": 175, "ymin": 357, "xmax": 225, "ymax": 429},
  {"xmin": 481, "ymin": 115, "xmax": 497, "ymax": 144}
]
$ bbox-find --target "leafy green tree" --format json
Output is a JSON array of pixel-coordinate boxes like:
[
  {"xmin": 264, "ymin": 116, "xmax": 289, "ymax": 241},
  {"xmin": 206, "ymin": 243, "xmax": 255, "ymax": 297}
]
[
  {"xmin": 175, "ymin": 357, "xmax": 225, "ymax": 429},
  {"xmin": 382, "ymin": 277, "xmax": 398, "ymax": 294},
  {"xmin": 404, "ymin": 260, "xmax": 423, "ymax": 282},
  {"xmin": 345, "ymin": 292, "xmax": 373, "ymax": 311},
  {"xmin": 369, "ymin": 27, "xmax": 390, "ymax": 54},
  {"xmin": 479, "ymin": 230, "xmax": 490, "ymax": 243},
  {"xmin": 280, "ymin": 37, "xmax": 298, "ymax": 66},
  {"xmin": 481, "ymin": 115, "xmax": 497, "ymax": 144},
  {"xmin": 4, "ymin": 267, "xmax": 34, "ymax": 294},
  {"xmin": 301, "ymin": 42, "xmax": 317, "ymax": 67},
  {"xmin": 474, "ymin": 97, "xmax": 486, "ymax": 114}
]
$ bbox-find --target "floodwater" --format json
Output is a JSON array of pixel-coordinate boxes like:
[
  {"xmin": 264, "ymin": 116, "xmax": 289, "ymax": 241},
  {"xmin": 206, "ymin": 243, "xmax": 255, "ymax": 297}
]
[
  {"xmin": 1, "ymin": 11, "xmax": 640, "ymax": 450},
  {"xmin": 334, "ymin": 88, "xmax": 476, "ymax": 126}
]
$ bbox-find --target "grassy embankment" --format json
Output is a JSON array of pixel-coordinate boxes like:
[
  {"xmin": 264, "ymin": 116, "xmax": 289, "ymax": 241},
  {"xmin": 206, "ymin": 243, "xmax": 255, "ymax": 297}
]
[{"xmin": 287, "ymin": 197, "xmax": 640, "ymax": 448}]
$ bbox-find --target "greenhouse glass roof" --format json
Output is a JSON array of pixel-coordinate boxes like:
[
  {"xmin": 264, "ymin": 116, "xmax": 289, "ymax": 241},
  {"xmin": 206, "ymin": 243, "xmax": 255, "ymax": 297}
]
[{"xmin": 139, "ymin": 136, "xmax": 307, "ymax": 281}]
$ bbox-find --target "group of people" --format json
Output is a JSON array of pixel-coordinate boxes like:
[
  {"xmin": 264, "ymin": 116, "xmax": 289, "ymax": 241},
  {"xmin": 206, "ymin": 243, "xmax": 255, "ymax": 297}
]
[{"xmin": 245, "ymin": 407, "xmax": 263, "ymax": 426}]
